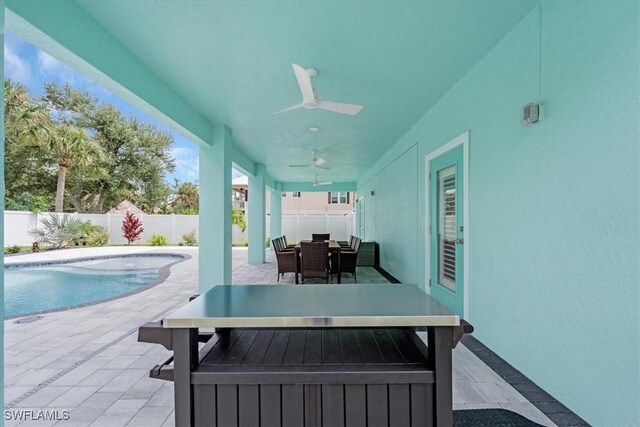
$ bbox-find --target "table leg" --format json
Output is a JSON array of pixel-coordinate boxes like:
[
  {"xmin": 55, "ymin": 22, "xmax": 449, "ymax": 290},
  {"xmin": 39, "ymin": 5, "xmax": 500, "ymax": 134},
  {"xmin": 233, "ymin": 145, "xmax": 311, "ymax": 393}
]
[
  {"xmin": 428, "ymin": 326, "xmax": 453, "ymax": 426},
  {"xmin": 173, "ymin": 328, "xmax": 198, "ymax": 427}
]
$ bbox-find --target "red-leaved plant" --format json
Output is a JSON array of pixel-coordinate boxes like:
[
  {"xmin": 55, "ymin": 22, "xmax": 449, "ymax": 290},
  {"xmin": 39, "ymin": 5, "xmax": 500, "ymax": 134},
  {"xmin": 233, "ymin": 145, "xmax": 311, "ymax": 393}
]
[{"xmin": 122, "ymin": 212, "xmax": 144, "ymax": 245}]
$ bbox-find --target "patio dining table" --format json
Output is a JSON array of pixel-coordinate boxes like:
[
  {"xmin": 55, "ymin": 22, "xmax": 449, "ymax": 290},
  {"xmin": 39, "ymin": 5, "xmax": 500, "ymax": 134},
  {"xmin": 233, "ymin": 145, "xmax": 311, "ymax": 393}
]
[
  {"xmin": 151, "ymin": 284, "xmax": 464, "ymax": 427},
  {"xmin": 294, "ymin": 239, "xmax": 341, "ymax": 284}
]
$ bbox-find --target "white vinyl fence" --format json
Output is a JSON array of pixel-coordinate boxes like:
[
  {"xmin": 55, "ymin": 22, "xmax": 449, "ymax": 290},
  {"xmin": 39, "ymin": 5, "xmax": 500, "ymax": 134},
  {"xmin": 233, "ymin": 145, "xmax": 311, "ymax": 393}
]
[{"xmin": 3, "ymin": 211, "xmax": 355, "ymax": 247}]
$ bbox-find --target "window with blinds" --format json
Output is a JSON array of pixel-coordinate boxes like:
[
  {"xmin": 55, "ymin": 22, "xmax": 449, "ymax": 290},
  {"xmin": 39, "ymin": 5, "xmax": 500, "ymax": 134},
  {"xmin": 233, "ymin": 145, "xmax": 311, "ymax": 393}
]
[
  {"xmin": 438, "ymin": 166, "xmax": 456, "ymax": 291},
  {"xmin": 328, "ymin": 192, "xmax": 350, "ymax": 204}
]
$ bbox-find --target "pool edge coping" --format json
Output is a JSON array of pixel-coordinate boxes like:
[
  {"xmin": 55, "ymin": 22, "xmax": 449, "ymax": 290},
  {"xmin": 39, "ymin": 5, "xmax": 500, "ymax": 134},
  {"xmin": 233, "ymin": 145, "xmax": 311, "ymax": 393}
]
[{"xmin": 5, "ymin": 252, "xmax": 191, "ymax": 320}]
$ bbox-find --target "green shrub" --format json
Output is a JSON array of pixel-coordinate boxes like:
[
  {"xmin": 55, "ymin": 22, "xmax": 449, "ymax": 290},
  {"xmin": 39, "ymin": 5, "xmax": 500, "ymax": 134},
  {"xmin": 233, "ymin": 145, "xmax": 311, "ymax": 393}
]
[
  {"xmin": 5, "ymin": 245, "xmax": 21, "ymax": 254},
  {"xmin": 149, "ymin": 233, "xmax": 169, "ymax": 246},
  {"xmin": 29, "ymin": 214, "xmax": 84, "ymax": 249},
  {"xmin": 76, "ymin": 221, "xmax": 109, "ymax": 246},
  {"xmin": 181, "ymin": 230, "xmax": 198, "ymax": 246},
  {"xmin": 86, "ymin": 229, "xmax": 109, "ymax": 246},
  {"xmin": 232, "ymin": 207, "xmax": 247, "ymax": 232}
]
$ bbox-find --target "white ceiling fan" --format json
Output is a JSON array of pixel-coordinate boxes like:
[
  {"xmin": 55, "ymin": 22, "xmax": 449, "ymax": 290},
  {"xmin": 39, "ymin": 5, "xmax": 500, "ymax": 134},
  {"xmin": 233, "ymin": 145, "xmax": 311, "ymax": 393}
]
[
  {"xmin": 289, "ymin": 150, "xmax": 331, "ymax": 170},
  {"xmin": 312, "ymin": 174, "xmax": 333, "ymax": 187},
  {"xmin": 273, "ymin": 63, "xmax": 364, "ymax": 116}
]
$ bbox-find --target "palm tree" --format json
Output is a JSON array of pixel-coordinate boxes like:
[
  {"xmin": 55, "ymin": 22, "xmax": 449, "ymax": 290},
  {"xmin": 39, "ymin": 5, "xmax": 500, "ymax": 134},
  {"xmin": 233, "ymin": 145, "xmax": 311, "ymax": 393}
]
[
  {"xmin": 45, "ymin": 124, "xmax": 105, "ymax": 212},
  {"xmin": 4, "ymin": 80, "xmax": 50, "ymax": 144}
]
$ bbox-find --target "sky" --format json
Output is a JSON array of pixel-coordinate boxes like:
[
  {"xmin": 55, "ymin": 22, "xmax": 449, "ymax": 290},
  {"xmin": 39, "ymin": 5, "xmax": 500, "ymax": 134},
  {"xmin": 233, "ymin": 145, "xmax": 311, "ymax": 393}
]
[{"xmin": 3, "ymin": 30, "xmax": 207, "ymax": 184}]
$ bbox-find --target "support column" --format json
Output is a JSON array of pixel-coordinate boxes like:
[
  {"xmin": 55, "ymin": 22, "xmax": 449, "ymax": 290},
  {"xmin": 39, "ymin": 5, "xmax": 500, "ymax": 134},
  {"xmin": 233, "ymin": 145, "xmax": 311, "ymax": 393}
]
[
  {"xmin": 0, "ymin": 0, "xmax": 6, "ymax": 411},
  {"xmin": 269, "ymin": 182, "xmax": 282, "ymax": 240},
  {"xmin": 199, "ymin": 125, "xmax": 232, "ymax": 291},
  {"xmin": 248, "ymin": 164, "xmax": 266, "ymax": 264}
]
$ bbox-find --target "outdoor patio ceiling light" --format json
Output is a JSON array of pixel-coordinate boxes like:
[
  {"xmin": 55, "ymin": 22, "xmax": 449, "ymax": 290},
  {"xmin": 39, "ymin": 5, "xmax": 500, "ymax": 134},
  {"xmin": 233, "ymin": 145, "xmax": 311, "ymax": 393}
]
[{"xmin": 309, "ymin": 127, "xmax": 320, "ymax": 132}]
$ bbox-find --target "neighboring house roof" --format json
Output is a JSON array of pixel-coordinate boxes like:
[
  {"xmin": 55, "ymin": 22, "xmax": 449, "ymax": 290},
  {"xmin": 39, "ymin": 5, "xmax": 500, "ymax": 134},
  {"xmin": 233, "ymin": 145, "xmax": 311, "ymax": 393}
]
[
  {"xmin": 109, "ymin": 200, "xmax": 143, "ymax": 214},
  {"xmin": 232, "ymin": 175, "xmax": 248, "ymax": 188}
]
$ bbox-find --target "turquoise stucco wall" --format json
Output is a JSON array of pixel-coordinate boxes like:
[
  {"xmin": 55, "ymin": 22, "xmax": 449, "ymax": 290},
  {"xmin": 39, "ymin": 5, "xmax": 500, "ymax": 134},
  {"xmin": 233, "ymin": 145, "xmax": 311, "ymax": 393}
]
[
  {"xmin": 0, "ymin": 0, "xmax": 5, "ymax": 416},
  {"xmin": 359, "ymin": 144, "xmax": 419, "ymax": 282},
  {"xmin": 358, "ymin": 2, "xmax": 640, "ymax": 425}
]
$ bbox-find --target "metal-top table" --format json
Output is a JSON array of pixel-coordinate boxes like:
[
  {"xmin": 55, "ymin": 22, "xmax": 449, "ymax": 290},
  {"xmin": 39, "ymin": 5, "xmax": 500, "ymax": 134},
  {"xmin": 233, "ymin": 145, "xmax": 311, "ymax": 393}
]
[
  {"xmin": 163, "ymin": 284, "xmax": 459, "ymax": 329},
  {"xmin": 152, "ymin": 284, "xmax": 464, "ymax": 426}
]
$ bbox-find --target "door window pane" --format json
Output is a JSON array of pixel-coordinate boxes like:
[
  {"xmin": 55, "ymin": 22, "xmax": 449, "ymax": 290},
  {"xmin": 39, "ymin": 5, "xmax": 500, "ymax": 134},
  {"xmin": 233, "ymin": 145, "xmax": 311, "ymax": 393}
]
[{"xmin": 438, "ymin": 165, "xmax": 456, "ymax": 291}]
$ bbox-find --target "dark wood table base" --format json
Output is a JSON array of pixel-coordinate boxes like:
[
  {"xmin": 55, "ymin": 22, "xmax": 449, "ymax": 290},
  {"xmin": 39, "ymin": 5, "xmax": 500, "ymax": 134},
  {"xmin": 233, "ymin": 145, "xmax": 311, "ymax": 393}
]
[{"xmin": 171, "ymin": 326, "xmax": 453, "ymax": 426}]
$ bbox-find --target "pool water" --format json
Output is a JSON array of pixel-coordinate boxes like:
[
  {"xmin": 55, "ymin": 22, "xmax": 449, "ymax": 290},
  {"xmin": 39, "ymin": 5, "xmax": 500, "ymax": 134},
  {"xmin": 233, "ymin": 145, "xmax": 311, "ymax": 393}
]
[{"xmin": 4, "ymin": 255, "xmax": 182, "ymax": 317}]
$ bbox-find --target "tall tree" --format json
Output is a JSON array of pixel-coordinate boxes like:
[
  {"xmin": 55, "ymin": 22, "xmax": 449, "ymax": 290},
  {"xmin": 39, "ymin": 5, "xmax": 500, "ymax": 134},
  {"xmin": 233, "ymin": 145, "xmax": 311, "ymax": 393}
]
[
  {"xmin": 43, "ymin": 83, "xmax": 175, "ymax": 213},
  {"xmin": 5, "ymin": 80, "xmax": 176, "ymax": 213},
  {"xmin": 173, "ymin": 181, "xmax": 199, "ymax": 214},
  {"xmin": 75, "ymin": 105, "xmax": 175, "ymax": 212},
  {"xmin": 4, "ymin": 79, "xmax": 55, "ymax": 210},
  {"xmin": 42, "ymin": 81, "xmax": 95, "ymax": 124},
  {"xmin": 41, "ymin": 124, "xmax": 105, "ymax": 212}
]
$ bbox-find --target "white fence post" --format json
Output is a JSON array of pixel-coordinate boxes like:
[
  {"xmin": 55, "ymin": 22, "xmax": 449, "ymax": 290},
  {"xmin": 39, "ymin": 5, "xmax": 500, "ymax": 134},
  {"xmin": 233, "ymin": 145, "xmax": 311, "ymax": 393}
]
[{"xmin": 171, "ymin": 214, "xmax": 176, "ymax": 244}]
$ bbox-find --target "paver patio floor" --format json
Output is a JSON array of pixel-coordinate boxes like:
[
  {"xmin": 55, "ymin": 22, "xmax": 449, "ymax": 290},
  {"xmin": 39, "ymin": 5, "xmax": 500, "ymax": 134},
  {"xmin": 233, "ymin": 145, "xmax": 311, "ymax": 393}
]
[{"xmin": 4, "ymin": 247, "xmax": 555, "ymax": 426}]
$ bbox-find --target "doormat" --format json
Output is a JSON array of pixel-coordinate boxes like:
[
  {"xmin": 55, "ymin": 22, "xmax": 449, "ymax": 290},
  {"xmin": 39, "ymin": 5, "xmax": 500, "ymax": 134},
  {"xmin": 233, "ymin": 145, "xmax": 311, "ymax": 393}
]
[{"xmin": 454, "ymin": 409, "xmax": 544, "ymax": 426}]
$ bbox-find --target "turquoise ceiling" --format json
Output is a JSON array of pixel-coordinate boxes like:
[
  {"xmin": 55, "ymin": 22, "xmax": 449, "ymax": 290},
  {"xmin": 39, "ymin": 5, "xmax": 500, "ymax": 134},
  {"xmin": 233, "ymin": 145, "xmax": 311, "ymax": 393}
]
[{"xmin": 74, "ymin": 0, "xmax": 537, "ymax": 182}]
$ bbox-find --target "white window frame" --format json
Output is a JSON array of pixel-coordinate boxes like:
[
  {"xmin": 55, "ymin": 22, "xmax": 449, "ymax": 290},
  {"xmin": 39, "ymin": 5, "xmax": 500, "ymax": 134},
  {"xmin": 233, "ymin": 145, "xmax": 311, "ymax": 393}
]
[{"xmin": 330, "ymin": 191, "xmax": 348, "ymax": 204}]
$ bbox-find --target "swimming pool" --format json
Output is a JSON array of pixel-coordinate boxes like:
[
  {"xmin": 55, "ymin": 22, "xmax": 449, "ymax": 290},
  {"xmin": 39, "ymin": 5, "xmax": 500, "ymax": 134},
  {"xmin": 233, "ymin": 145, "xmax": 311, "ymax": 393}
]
[{"xmin": 4, "ymin": 254, "xmax": 185, "ymax": 318}]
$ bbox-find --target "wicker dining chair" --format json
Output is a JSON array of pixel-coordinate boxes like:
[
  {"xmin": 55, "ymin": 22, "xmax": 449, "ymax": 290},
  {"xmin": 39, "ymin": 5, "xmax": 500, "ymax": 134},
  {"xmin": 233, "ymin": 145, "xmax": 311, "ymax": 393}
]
[
  {"xmin": 282, "ymin": 235, "xmax": 296, "ymax": 249},
  {"xmin": 274, "ymin": 237, "xmax": 298, "ymax": 282},
  {"xmin": 340, "ymin": 237, "xmax": 362, "ymax": 282},
  {"xmin": 311, "ymin": 233, "xmax": 330, "ymax": 242},
  {"xmin": 350, "ymin": 235, "xmax": 360, "ymax": 251},
  {"xmin": 337, "ymin": 235, "xmax": 355, "ymax": 248},
  {"xmin": 277, "ymin": 237, "xmax": 292, "ymax": 252},
  {"xmin": 300, "ymin": 241, "xmax": 330, "ymax": 283}
]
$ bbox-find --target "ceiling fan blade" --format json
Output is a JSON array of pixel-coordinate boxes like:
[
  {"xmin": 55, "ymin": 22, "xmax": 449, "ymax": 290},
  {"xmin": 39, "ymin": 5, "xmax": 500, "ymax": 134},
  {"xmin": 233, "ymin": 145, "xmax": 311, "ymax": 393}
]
[
  {"xmin": 317, "ymin": 100, "xmax": 363, "ymax": 115},
  {"xmin": 289, "ymin": 164, "xmax": 310, "ymax": 168},
  {"xmin": 313, "ymin": 164, "xmax": 331, "ymax": 170},
  {"xmin": 272, "ymin": 103, "xmax": 303, "ymax": 115},
  {"xmin": 313, "ymin": 181, "xmax": 333, "ymax": 186},
  {"xmin": 314, "ymin": 156, "xmax": 326, "ymax": 166},
  {"xmin": 292, "ymin": 63, "xmax": 316, "ymax": 105}
]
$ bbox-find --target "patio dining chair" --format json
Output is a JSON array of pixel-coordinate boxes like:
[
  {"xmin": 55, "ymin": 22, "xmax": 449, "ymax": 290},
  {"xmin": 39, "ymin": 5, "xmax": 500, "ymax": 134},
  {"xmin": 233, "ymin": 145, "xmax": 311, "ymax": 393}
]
[
  {"xmin": 349, "ymin": 235, "xmax": 359, "ymax": 251},
  {"xmin": 282, "ymin": 235, "xmax": 296, "ymax": 249},
  {"xmin": 339, "ymin": 237, "xmax": 361, "ymax": 282},
  {"xmin": 338, "ymin": 235, "xmax": 355, "ymax": 248},
  {"xmin": 273, "ymin": 237, "xmax": 298, "ymax": 283},
  {"xmin": 276, "ymin": 236, "xmax": 294, "ymax": 252},
  {"xmin": 300, "ymin": 241, "xmax": 331, "ymax": 283},
  {"xmin": 311, "ymin": 233, "xmax": 330, "ymax": 242}
]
